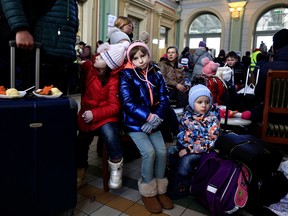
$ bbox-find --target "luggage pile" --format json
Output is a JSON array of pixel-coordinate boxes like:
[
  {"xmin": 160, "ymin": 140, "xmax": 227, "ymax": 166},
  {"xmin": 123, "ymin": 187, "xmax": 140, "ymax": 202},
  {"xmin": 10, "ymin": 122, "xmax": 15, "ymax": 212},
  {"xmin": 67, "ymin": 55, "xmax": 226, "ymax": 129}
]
[{"xmin": 189, "ymin": 132, "xmax": 288, "ymax": 216}]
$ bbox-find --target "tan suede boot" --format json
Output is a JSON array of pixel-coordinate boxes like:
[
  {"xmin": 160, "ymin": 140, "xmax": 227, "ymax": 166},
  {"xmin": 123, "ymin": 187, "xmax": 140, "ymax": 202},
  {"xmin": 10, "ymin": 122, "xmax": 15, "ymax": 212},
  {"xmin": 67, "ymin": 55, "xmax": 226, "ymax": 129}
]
[
  {"xmin": 77, "ymin": 168, "xmax": 87, "ymax": 190},
  {"xmin": 156, "ymin": 178, "xmax": 174, "ymax": 210},
  {"xmin": 138, "ymin": 178, "xmax": 162, "ymax": 214}
]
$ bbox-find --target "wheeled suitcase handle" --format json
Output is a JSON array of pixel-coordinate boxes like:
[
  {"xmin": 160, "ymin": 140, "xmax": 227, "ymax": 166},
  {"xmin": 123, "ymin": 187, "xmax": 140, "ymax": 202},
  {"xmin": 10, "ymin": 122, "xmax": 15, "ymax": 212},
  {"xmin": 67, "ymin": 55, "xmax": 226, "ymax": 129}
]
[
  {"xmin": 243, "ymin": 65, "xmax": 260, "ymax": 96},
  {"xmin": 9, "ymin": 40, "xmax": 42, "ymax": 90}
]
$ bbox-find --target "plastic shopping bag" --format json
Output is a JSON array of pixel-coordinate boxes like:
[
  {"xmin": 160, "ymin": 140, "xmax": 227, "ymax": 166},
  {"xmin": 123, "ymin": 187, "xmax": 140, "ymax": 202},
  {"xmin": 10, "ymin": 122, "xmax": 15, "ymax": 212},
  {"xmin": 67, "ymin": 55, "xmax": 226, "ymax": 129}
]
[{"xmin": 216, "ymin": 65, "xmax": 233, "ymax": 81}]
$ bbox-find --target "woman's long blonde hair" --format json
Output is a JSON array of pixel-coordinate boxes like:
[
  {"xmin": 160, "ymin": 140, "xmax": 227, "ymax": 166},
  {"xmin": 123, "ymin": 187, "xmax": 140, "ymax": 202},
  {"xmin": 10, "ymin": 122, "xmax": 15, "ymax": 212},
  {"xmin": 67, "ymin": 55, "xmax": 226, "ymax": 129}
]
[{"xmin": 114, "ymin": 16, "xmax": 132, "ymax": 30}]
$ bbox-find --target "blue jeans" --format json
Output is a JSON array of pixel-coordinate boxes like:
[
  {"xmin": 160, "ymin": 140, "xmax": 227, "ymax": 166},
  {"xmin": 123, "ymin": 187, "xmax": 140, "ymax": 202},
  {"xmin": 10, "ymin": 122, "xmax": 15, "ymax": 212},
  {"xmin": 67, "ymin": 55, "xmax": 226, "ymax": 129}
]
[
  {"xmin": 167, "ymin": 145, "xmax": 201, "ymax": 176},
  {"xmin": 128, "ymin": 131, "xmax": 166, "ymax": 183},
  {"xmin": 76, "ymin": 122, "xmax": 122, "ymax": 168}
]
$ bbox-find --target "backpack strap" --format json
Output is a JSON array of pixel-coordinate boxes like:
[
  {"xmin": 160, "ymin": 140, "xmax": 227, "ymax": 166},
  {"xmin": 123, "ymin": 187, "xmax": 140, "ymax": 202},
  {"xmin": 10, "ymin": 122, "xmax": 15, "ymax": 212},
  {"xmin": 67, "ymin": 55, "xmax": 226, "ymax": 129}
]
[
  {"xmin": 206, "ymin": 158, "xmax": 235, "ymax": 216},
  {"xmin": 194, "ymin": 55, "xmax": 201, "ymax": 66}
]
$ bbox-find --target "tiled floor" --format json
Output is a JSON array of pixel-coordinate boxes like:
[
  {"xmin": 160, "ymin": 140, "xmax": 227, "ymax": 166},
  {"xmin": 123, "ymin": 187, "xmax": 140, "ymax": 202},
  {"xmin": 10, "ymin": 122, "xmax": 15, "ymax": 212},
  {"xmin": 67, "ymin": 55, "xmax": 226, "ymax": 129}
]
[{"xmin": 73, "ymin": 137, "xmax": 210, "ymax": 216}]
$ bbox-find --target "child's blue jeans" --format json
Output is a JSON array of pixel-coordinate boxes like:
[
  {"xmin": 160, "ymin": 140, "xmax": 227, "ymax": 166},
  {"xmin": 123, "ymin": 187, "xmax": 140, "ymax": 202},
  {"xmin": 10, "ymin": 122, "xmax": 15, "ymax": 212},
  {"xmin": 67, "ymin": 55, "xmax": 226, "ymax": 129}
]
[
  {"xmin": 128, "ymin": 130, "xmax": 166, "ymax": 183},
  {"xmin": 167, "ymin": 145, "xmax": 201, "ymax": 176}
]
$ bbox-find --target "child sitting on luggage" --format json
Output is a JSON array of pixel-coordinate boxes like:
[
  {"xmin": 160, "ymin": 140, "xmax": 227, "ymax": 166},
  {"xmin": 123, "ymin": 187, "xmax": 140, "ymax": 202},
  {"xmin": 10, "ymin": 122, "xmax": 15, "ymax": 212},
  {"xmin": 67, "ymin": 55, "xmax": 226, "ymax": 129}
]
[
  {"xmin": 166, "ymin": 84, "xmax": 221, "ymax": 199},
  {"xmin": 76, "ymin": 41, "xmax": 129, "ymax": 191}
]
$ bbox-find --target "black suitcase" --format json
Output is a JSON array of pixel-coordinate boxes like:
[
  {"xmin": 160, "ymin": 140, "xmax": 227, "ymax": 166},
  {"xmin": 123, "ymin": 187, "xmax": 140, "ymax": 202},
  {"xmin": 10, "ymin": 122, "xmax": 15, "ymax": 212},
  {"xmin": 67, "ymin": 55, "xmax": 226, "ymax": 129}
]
[
  {"xmin": 215, "ymin": 132, "xmax": 283, "ymax": 177},
  {"xmin": 0, "ymin": 41, "xmax": 78, "ymax": 216}
]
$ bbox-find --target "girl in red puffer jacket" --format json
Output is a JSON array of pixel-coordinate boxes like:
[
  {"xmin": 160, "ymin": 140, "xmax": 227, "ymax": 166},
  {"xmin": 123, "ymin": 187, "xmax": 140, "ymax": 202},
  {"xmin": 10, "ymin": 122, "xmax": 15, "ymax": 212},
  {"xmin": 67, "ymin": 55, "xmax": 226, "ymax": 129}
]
[{"xmin": 76, "ymin": 41, "xmax": 129, "ymax": 191}]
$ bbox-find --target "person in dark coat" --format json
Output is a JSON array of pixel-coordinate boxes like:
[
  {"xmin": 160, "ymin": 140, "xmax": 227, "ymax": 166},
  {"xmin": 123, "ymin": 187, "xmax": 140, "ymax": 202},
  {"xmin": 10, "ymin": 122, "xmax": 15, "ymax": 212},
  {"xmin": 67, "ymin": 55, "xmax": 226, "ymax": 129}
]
[
  {"xmin": 0, "ymin": 0, "xmax": 79, "ymax": 93},
  {"xmin": 225, "ymin": 51, "xmax": 246, "ymax": 92},
  {"xmin": 179, "ymin": 46, "xmax": 194, "ymax": 67},
  {"xmin": 213, "ymin": 49, "xmax": 226, "ymax": 67},
  {"xmin": 241, "ymin": 51, "xmax": 251, "ymax": 70},
  {"xmin": 244, "ymin": 28, "xmax": 288, "ymax": 123},
  {"xmin": 179, "ymin": 46, "xmax": 194, "ymax": 81},
  {"xmin": 255, "ymin": 28, "xmax": 288, "ymax": 105}
]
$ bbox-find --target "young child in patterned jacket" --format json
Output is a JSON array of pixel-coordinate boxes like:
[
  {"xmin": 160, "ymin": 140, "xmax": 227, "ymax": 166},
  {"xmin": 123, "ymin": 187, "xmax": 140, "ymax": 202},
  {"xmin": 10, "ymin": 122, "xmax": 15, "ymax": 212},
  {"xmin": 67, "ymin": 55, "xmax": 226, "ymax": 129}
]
[{"xmin": 166, "ymin": 84, "xmax": 221, "ymax": 199}]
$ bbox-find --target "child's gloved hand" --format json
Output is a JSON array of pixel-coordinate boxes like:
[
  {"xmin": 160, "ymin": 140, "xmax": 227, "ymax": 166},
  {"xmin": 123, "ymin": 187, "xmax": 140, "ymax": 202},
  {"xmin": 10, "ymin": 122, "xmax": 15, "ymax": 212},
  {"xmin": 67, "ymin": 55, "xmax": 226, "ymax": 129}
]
[
  {"xmin": 147, "ymin": 113, "xmax": 162, "ymax": 128},
  {"xmin": 141, "ymin": 122, "xmax": 153, "ymax": 133},
  {"xmin": 82, "ymin": 110, "xmax": 93, "ymax": 123}
]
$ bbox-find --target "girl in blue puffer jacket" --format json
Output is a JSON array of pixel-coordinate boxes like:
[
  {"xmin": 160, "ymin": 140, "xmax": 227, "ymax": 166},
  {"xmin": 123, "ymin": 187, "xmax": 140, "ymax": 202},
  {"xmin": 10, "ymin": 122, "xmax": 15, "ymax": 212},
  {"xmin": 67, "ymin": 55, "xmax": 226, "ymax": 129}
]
[{"xmin": 119, "ymin": 41, "xmax": 174, "ymax": 214}]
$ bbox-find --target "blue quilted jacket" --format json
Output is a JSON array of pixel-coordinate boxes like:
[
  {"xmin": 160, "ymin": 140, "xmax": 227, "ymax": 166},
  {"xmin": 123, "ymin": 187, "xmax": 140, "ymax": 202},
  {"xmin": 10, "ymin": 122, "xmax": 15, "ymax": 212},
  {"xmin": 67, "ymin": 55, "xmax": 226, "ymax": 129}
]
[
  {"xmin": 0, "ymin": 0, "xmax": 78, "ymax": 62},
  {"xmin": 119, "ymin": 63, "xmax": 171, "ymax": 132}
]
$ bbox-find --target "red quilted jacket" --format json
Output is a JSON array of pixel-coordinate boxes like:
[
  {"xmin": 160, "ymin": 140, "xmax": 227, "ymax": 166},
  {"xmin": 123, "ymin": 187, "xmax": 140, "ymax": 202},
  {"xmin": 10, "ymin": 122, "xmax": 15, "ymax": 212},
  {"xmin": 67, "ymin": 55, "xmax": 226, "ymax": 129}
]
[
  {"xmin": 205, "ymin": 76, "xmax": 226, "ymax": 105},
  {"xmin": 77, "ymin": 61, "xmax": 123, "ymax": 132}
]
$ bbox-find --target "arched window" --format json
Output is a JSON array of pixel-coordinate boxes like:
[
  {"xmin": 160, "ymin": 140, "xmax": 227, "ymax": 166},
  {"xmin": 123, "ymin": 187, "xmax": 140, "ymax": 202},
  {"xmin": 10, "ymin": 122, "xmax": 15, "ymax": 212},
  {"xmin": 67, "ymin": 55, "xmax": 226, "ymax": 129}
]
[
  {"xmin": 254, "ymin": 7, "xmax": 288, "ymax": 51},
  {"xmin": 188, "ymin": 13, "xmax": 221, "ymax": 57}
]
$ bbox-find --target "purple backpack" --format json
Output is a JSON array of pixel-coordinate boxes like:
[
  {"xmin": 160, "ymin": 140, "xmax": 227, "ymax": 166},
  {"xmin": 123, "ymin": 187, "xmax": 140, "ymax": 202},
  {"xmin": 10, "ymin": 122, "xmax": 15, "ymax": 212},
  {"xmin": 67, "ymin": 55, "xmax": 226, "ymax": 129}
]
[{"xmin": 190, "ymin": 151, "xmax": 251, "ymax": 216}]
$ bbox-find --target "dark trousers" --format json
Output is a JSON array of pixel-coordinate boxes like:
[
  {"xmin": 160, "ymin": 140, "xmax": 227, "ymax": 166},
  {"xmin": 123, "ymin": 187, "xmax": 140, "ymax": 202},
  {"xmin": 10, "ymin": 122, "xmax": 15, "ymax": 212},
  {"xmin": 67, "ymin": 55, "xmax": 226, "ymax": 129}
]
[{"xmin": 76, "ymin": 122, "xmax": 123, "ymax": 169}]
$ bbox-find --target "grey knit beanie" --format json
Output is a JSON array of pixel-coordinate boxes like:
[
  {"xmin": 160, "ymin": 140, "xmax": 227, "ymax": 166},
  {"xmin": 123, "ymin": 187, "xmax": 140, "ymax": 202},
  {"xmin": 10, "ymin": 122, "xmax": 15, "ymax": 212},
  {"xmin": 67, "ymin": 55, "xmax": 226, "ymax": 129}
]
[
  {"xmin": 108, "ymin": 27, "xmax": 131, "ymax": 44},
  {"xmin": 188, "ymin": 84, "xmax": 212, "ymax": 110}
]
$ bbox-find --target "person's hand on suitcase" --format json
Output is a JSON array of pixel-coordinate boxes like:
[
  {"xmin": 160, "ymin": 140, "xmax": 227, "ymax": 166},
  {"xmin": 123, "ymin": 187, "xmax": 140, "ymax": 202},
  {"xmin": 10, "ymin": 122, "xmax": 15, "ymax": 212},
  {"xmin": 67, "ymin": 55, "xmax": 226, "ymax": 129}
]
[
  {"xmin": 82, "ymin": 110, "xmax": 93, "ymax": 123},
  {"xmin": 16, "ymin": 31, "xmax": 34, "ymax": 50}
]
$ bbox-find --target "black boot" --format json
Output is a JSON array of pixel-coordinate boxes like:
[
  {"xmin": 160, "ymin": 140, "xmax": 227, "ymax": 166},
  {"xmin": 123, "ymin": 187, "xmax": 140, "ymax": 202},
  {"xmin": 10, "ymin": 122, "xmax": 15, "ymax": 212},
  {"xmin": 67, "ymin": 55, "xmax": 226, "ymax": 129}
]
[{"xmin": 167, "ymin": 174, "xmax": 190, "ymax": 200}]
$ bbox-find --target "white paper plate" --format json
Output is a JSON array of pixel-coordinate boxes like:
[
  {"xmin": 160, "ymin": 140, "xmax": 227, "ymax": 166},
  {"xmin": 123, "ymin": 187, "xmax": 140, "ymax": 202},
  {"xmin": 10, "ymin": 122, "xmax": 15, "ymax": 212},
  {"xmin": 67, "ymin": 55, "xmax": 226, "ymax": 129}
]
[
  {"xmin": 0, "ymin": 91, "xmax": 26, "ymax": 99},
  {"xmin": 33, "ymin": 90, "xmax": 62, "ymax": 98}
]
